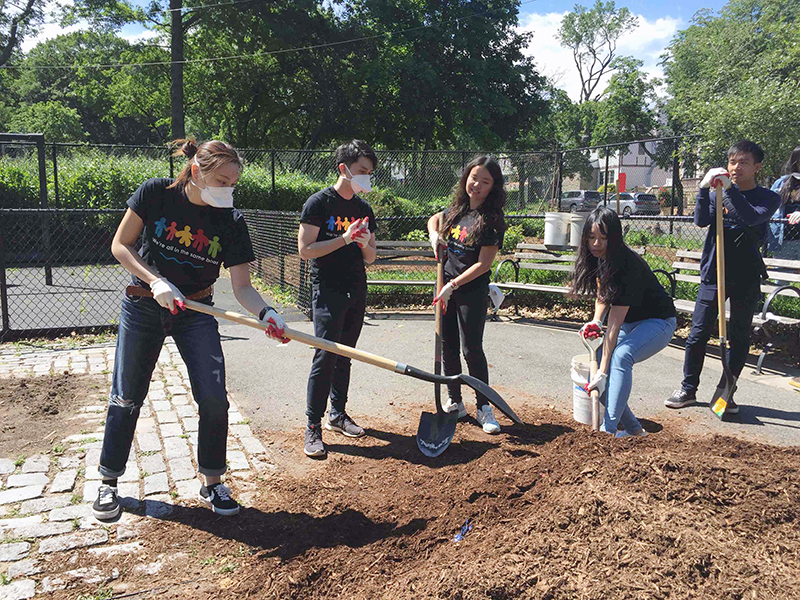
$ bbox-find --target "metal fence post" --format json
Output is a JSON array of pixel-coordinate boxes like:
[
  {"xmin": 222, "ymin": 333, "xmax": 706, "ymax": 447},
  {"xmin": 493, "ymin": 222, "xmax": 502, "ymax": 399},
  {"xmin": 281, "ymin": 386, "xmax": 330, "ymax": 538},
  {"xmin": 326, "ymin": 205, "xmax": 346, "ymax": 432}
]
[
  {"xmin": 37, "ymin": 136, "xmax": 53, "ymax": 286},
  {"xmin": 169, "ymin": 152, "xmax": 175, "ymax": 178},
  {"xmin": 52, "ymin": 144, "xmax": 60, "ymax": 208},
  {"xmin": 0, "ymin": 227, "xmax": 9, "ymax": 337},
  {"xmin": 278, "ymin": 217, "xmax": 286, "ymax": 288},
  {"xmin": 271, "ymin": 150, "xmax": 276, "ymax": 210},
  {"xmin": 603, "ymin": 147, "xmax": 610, "ymax": 206}
]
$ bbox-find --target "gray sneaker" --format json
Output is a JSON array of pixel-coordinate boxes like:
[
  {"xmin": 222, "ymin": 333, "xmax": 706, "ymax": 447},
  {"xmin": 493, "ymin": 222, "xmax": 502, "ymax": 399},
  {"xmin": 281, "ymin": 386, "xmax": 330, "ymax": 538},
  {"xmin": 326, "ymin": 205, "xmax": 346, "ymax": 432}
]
[
  {"xmin": 665, "ymin": 389, "xmax": 696, "ymax": 409},
  {"xmin": 304, "ymin": 423, "xmax": 326, "ymax": 457},
  {"xmin": 324, "ymin": 413, "xmax": 365, "ymax": 438}
]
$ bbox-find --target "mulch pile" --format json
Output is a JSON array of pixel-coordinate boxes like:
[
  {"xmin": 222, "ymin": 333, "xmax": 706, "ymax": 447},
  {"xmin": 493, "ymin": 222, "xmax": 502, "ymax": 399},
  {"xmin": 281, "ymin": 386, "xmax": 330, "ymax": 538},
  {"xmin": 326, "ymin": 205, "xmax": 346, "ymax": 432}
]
[{"xmin": 52, "ymin": 404, "xmax": 798, "ymax": 600}]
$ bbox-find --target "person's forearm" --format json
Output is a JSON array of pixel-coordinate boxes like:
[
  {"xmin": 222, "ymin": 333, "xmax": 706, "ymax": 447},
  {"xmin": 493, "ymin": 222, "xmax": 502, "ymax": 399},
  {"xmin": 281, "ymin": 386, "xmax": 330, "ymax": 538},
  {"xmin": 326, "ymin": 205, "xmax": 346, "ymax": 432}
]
[
  {"xmin": 360, "ymin": 237, "xmax": 377, "ymax": 264},
  {"xmin": 232, "ymin": 282, "xmax": 271, "ymax": 317},
  {"xmin": 694, "ymin": 189, "xmax": 711, "ymax": 227},
  {"xmin": 450, "ymin": 261, "xmax": 491, "ymax": 287},
  {"xmin": 112, "ymin": 242, "xmax": 161, "ymax": 286},
  {"xmin": 592, "ymin": 298, "xmax": 608, "ymax": 322},
  {"xmin": 724, "ymin": 186, "xmax": 779, "ymax": 226},
  {"xmin": 598, "ymin": 326, "xmax": 620, "ymax": 374},
  {"xmin": 299, "ymin": 235, "xmax": 348, "ymax": 259}
]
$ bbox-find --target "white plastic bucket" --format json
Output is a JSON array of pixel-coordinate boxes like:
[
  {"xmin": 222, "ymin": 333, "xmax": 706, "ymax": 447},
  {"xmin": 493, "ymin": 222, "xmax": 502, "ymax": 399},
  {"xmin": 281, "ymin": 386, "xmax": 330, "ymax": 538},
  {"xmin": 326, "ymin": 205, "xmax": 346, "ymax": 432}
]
[
  {"xmin": 569, "ymin": 213, "xmax": 588, "ymax": 249},
  {"xmin": 544, "ymin": 212, "xmax": 570, "ymax": 247},
  {"xmin": 570, "ymin": 354, "xmax": 592, "ymax": 425}
]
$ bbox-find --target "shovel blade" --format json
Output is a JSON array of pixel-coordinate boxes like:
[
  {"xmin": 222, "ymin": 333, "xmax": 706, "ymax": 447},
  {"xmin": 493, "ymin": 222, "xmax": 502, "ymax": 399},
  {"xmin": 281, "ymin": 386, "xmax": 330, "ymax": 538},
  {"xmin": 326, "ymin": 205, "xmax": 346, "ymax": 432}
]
[
  {"xmin": 710, "ymin": 376, "xmax": 737, "ymax": 419},
  {"xmin": 416, "ymin": 410, "xmax": 458, "ymax": 457},
  {"xmin": 459, "ymin": 374, "xmax": 523, "ymax": 425}
]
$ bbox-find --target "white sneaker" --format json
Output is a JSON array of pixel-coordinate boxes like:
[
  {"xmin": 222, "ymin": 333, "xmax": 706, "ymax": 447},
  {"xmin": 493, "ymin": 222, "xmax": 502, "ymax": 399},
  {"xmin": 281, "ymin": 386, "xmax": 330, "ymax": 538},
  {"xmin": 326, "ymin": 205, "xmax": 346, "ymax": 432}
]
[
  {"xmin": 442, "ymin": 398, "xmax": 467, "ymax": 419},
  {"xmin": 615, "ymin": 429, "xmax": 647, "ymax": 438},
  {"xmin": 476, "ymin": 405, "xmax": 501, "ymax": 434}
]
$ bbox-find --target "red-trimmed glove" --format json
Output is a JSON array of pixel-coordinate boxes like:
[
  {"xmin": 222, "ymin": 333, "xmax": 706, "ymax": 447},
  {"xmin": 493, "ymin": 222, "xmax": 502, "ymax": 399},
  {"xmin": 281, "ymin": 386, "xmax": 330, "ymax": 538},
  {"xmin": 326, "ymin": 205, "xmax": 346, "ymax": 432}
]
[
  {"xmin": 351, "ymin": 217, "xmax": 371, "ymax": 249},
  {"xmin": 261, "ymin": 308, "xmax": 290, "ymax": 344},
  {"xmin": 579, "ymin": 320, "xmax": 603, "ymax": 340},
  {"xmin": 584, "ymin": 372, "xmax": 607, "ymax": 396},
  {"xmin": 433, "ymin": 282, "xmax": 455, "ymax": 313},
  {"xmin": 700, "ymin": 167, "xmax": 731, "ymax": 190},
  {"xmin": 151, "ymin": 278, "xmax": 186, "ymax": 315}
]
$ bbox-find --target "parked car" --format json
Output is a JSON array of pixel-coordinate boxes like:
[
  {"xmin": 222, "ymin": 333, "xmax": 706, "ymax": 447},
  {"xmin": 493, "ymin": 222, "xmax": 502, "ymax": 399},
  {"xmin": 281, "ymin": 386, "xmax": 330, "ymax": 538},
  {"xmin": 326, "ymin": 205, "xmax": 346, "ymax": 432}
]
[
  {"xmin": 558, "ymin": 190, "xmax": 601, "ymax": 213},
  {"xmin": 608, "ymin": 193, "xmax": 661, "ymax": 216}
]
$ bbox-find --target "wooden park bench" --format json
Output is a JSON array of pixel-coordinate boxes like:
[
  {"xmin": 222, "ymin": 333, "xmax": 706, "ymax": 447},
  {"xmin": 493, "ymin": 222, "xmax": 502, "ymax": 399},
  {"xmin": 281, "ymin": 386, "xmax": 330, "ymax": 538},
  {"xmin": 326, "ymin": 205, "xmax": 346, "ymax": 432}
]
[
  {"xmin": 490, "ymin": 243, "xmax": 648, "ymax": 317},
  {"xmin": 665, "ymin": 250, "xmax": 800, "ymax": 373},
  {"xmin": 366, "ymin": 241, "xmax": 436, "ymax": 288}
]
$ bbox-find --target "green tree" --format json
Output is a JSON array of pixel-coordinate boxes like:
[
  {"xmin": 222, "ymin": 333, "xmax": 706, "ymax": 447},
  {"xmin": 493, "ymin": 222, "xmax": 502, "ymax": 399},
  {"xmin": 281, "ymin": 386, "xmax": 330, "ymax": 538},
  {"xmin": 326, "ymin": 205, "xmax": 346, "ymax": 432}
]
[
  {"xmin": 8, "ymin": 100, "xmax": 85, "ymax": 141},
  {"xmin": 0, "ymin": 0, "xmax": 45, "ymax": 66},
  {"xmin": 557, "ymin": 0, "xmax": 638, "ymax": 103},
  {"xmin": 663, "ymin": 0, "xmax": 800, "ymax": 177}
]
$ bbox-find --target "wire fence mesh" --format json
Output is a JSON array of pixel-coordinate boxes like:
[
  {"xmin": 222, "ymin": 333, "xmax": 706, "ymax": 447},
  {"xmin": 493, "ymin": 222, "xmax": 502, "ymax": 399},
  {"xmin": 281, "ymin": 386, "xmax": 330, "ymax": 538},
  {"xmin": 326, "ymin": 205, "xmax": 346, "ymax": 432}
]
[{"xmin": 2, "ymin": 135, "xmax": 799, "ymax": 337}]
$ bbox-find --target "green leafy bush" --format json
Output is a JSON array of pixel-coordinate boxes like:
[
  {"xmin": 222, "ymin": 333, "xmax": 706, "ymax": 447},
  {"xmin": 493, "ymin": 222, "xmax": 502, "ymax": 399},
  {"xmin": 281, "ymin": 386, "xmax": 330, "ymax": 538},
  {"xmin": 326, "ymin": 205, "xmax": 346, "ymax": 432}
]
[
  {"xmin": 503, "ymin": 224, "xmax": 524, "ymax": 253},
  {"xmin": 403, "ymin": 229, "xmax": 428, "ymax": 242},
  {"xmin": 519, "ymin": 218, "xmax": 544, "ymax": 238}
]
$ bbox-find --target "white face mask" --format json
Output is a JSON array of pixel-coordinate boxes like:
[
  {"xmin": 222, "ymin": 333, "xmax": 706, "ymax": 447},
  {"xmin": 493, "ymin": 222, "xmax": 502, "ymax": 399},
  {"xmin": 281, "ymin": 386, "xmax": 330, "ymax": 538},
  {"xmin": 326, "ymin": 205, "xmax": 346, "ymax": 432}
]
[
  {"xmin": 192, "ymin": 171, "xmax": 235, "ymax": 208},
  {"xmin": 344, "ymin": 164, "xmax": 372, "ymax": 194},
  {"xmin": 791, "ymin": 172, "xmax": 800, "ymax": 180}
]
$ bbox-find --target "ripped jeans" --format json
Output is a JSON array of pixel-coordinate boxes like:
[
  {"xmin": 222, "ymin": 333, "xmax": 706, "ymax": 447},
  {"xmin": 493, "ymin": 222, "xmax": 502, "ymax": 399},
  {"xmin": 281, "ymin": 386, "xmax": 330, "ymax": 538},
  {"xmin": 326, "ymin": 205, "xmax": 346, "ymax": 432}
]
[{"xmin": 99, "ymin": 294, "xmax": 229, "ymax": 479}]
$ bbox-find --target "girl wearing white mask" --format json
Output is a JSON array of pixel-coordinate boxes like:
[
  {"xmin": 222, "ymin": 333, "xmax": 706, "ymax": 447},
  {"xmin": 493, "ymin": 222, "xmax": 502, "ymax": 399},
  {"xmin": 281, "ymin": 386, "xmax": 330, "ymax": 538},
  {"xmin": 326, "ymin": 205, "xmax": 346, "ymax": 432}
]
[{"xmin": 94, "ymin": 138, "xmax": 289, "ymax": 522}]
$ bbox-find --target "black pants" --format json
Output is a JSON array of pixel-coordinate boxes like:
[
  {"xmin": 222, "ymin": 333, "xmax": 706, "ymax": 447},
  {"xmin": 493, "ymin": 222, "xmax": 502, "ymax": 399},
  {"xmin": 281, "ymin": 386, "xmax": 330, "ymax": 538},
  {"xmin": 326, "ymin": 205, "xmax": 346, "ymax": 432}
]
[
  {"xmin": 305, "ymin": 284, "xmax": 366, "ymax": 425},
  {"xmin": 441, "ymin": 284, "xmax": 491, "ymax": 408},
  {"xmin": 681, "ymin": 280, "xmax": 760, "ymax": 395}
]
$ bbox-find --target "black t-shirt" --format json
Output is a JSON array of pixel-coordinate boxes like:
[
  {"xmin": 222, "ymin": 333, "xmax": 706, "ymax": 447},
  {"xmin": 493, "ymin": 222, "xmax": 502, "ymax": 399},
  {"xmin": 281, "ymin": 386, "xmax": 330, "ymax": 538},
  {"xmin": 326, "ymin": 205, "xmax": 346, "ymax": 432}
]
[
  {"xmin": 609, "ymin": 246, "xmax": 676, "ymax": 323},
  {"xmin": 442, "ymin": 209, "xmax": 504, "ymax": 292},
  {"xmin": 299, "ymin": 187, "xmax": 377, "ymax": 291},
  {"xmin": 127, "ymin": 178, "xmax": 255, "ymax": 296}
]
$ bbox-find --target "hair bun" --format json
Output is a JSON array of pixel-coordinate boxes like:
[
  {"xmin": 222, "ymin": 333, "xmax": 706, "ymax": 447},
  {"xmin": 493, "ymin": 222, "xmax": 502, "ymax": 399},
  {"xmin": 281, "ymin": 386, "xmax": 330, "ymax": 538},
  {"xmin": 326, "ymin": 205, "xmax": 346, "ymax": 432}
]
[{"xmin": 182, "ymin": 140, "xmax": 198, "ymax": 159}]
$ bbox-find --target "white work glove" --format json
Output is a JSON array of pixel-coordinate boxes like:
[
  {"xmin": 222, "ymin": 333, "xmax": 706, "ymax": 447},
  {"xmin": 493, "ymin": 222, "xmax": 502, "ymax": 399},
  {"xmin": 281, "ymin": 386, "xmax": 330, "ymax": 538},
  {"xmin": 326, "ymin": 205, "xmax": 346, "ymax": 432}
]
[
  {"xmin": 788, "ymin": 211, "xmax": 800, "ymax": 225},
  {"xmin": 433, "ymin": 281, "xmax": 455, "ymax": 313},
  {"xmin": 260, "ymin": 307, "xmax": 290, "ymax": 344},
  {"xmin": 150, "ymin": 278, "xmax": 185, "ymax": 314},
  {"xmin": 488, "ymin": 283, "xmax": 505, "ymax": 310},
  {"xmin": 584, "ymin": 372, "xmax": 608, "ymax": 396},
  {"xmin": 700, "ymin": 167, "xmax": 731, "ymax": 190},
  {"xmin": 579, "ymin": 319, "xmax": 603, "ymax": 341},
  {"xmin": 343, "ymin": 217, "xmax": 369, "ymax": 246},
  {"xmin": 429, "ymin": 230, "xmax": 445, "ymax": 260}
]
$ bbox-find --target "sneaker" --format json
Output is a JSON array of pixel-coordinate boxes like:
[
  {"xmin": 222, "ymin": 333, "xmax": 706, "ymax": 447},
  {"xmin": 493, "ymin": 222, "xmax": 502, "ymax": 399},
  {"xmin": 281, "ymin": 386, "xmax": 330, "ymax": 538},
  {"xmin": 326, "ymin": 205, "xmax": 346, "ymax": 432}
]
[
  {"xmin": 324, "ymin": 413, "xmax": 365, "ymax": 438},
  {"xmin": 664, "ymin": 389, "xmax": 696, "ymax": 409},
  {"xmin": 442, "ymin": 398, "xmax": 468, "ymax": 419},
  {"xmin": 199, "ymin": 483, "xmax": 240, "ymax": 516},
  {"xmin": 304, "ymin": 423, "xmax": 326, "ymax": 457},
  {"xmin": 92, "ymin": 484, "xmax": 120, "ymax": 521},
  {"xmin": 476, "ymin": 405, "xmax": 501, "ymax": 434},
  {"xmin": 615, "ymin": 429, "xmax": 648, "ymax": 438}
]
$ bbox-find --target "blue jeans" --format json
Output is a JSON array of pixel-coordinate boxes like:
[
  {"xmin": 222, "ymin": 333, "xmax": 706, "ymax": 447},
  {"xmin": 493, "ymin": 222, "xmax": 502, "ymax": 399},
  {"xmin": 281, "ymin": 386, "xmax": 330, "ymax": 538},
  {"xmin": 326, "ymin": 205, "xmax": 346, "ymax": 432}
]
[
  {"xmin": 598, "ymin": 317, "xmax": 676, "ymax": 434},
  {"xmin": 99, "ymin": 295, "xmax": 229, "ymax": 478}
]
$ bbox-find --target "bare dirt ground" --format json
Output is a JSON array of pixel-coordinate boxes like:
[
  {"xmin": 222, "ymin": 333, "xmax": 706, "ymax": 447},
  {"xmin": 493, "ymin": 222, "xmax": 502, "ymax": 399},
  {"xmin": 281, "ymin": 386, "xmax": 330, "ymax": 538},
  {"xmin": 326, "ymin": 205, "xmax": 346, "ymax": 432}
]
[
  {"xmin": 28, "ymin": 384, "xmax": 799, "ymax": 600},
  {"xmin": 0, "ymin": 372, "xmax": 108, "ymax": 457}
]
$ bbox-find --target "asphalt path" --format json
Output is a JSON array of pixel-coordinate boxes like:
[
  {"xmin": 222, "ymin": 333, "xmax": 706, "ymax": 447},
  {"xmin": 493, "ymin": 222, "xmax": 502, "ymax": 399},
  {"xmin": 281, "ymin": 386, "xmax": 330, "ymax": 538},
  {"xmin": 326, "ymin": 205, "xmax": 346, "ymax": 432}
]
[{"xmin": 212, "ymin": 277, "xmax": 800, "ymax": 448}]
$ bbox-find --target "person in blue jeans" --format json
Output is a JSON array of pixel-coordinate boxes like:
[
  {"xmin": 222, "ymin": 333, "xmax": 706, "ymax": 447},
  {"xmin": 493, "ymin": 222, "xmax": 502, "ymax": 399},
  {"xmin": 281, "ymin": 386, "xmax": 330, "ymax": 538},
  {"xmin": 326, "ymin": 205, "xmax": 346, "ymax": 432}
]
[
  {"xmin": 766, "ymin": 145, "xmax": 800, "ymax": 254},
  {"xmin": 94, "ymin": 138, "xmax": 289, "ymax": 521},
  {"xmin": 572, "ymin": 207, "xmax": 677, "ymax": 437}
]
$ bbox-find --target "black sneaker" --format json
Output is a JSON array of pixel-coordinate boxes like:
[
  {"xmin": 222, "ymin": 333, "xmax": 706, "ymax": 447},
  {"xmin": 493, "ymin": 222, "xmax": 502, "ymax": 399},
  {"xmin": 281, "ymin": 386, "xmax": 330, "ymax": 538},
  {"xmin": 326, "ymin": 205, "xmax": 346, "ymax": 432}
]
[
  {"xmin": 199, "ymin": 483, "xmax": 240, "ymax": 516},
  {"xmin": 324, "ymin": 413, "xmax": 365, "ymax": 438},
  {"xmin": 92, "ymin": 484, "xmax": 120, "ymax": 521},
  {"xmin": 664, "ymin": 389, "xmax": 697, "ymax": 409},
  {"xmin": 304, "ymin": 423, "xmax": 326, "ymax": 457}
]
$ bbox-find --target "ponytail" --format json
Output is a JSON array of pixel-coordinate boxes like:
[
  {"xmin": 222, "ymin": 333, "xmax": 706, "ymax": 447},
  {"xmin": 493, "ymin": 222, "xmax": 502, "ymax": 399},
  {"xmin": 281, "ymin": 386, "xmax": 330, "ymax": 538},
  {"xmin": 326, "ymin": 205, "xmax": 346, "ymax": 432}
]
[{"xmin": 167, "ymin": 137, "xmax": 243, "ymax": 190}]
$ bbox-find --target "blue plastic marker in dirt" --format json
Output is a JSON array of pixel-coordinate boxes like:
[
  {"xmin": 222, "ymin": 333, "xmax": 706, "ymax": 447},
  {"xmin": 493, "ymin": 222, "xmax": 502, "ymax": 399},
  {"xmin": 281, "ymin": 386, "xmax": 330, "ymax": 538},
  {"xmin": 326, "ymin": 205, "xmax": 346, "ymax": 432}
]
[{"xmin": 453, "ymin": 519, "xmax": 472, "ymax": 543}]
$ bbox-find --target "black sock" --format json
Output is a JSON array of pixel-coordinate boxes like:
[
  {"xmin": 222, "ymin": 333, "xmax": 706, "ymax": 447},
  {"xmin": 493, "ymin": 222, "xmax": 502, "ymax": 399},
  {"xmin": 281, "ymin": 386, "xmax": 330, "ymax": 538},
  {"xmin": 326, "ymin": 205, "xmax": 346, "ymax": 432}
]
[{"xmin": 102, "ymin": 478, "xmax": 117, "ymax": 487}]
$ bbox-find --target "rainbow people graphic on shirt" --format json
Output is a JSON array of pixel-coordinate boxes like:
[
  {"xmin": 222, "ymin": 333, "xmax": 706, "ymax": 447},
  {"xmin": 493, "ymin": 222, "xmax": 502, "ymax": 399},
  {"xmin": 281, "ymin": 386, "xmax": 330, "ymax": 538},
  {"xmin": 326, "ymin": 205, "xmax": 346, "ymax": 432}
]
[
  {"xmin": 154, "ymin": 217, "xmax": 167, "ymax": 238},
  {"xmin": 176, "ymin": 226, "xmax": 193, "ymax": 247},
  {"xmin": 193, "ymin": 229, "xmax": 210, "ymax": 251},
  {"xmin": 459, "ymin": 226, "xmax": 469, "ymax": 243},
  {"xmin": 165, "ymin": 221, "xmax": 179, "ymax": 241},
  {"xmin": 208, "ymin": 236, "xmax": 222, "ymax": 258},
  {"xmin": 326, "ymin": 216, "xmax": 336, "ymax": 231}
]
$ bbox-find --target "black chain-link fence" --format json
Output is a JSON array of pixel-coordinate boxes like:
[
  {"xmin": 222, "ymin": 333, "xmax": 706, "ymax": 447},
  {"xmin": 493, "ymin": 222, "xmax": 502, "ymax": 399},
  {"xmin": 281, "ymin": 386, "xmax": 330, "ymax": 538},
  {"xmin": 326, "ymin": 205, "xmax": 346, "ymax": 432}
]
[{"xmin": 2, "ymin": 134, "xmax": 799, "ymax": 337}]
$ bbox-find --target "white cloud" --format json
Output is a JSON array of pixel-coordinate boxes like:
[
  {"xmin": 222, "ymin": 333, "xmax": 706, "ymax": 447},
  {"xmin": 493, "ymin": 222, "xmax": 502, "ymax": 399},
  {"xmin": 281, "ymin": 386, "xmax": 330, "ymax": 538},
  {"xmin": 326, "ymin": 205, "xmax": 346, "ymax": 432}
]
[{"xmin": 518, "ymin": 12, "xmax": 682, "ymax": 101}]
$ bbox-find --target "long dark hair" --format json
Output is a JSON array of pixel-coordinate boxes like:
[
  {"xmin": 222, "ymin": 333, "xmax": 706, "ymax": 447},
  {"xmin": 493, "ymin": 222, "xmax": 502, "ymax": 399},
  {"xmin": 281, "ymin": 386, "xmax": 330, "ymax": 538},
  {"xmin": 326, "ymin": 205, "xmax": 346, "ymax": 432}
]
[
  {"xmin": 780, "ymin": 146, "xmax": 800, "ymax": 205},
  {"xmin": 571, "ymin": 206, "xmax": 626, "ymax": 302},
  {"xmin": 439, "ymin": 156, "xmax": 506, "ymax": 241}
]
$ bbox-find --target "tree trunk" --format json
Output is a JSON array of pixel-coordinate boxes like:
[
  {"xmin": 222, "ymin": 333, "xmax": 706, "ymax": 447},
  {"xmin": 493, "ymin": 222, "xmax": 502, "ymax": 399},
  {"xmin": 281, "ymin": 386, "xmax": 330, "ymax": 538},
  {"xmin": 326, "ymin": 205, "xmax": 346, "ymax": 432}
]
[{"xmin": 170, "ymin": 0, "xmax": 185, "ymax": 140}]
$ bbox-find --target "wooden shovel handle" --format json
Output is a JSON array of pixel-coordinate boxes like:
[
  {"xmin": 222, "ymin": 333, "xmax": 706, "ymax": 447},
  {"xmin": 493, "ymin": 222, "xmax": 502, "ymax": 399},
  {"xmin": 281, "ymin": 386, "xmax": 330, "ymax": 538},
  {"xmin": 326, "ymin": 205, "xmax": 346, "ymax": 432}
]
[
  {"xmin": 715, "ymin": 181, "xmax": 727, "ymax": 341},
  {"xmin": 183, "ymin": 299, "xmax": 401, "ymax": 374}
]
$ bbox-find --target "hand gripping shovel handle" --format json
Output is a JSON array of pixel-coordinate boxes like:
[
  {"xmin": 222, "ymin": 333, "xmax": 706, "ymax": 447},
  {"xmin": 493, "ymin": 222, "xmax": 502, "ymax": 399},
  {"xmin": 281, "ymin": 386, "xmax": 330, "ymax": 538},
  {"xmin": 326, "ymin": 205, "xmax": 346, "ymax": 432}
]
[
  {"xmin": 580, "ymin": 332, "xmax": 604, "ymax": 432},
  {"xmin": 182, "ymin": 299, "xmax": 523, "ymax": 424}
]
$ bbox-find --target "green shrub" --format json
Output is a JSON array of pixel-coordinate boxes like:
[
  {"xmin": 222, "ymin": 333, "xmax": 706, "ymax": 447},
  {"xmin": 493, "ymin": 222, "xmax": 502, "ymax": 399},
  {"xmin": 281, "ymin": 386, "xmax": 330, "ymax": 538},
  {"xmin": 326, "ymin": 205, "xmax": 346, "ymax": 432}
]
[
  {"xmin": 403, "ymin": 229, "xmax": 428, "ymax": 242},
  {"xmin": 503, "ymin": 224, "xmax": 524, "ymax": 253},
  {"xmin": 520, "ymin": 218, "xmax": 544, "ymax": 238},
  {"xmin": 597, "ymin": 183, "xmax": 616, "ymax": 195}
]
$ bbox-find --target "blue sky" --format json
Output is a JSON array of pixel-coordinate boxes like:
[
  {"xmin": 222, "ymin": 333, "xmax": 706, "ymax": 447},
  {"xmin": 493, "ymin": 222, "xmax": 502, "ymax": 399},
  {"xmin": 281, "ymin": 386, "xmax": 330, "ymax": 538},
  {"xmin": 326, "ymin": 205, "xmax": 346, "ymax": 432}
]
[{"xmin": 27, "ymin": 0, "xmax": 731, "ymax": 101}]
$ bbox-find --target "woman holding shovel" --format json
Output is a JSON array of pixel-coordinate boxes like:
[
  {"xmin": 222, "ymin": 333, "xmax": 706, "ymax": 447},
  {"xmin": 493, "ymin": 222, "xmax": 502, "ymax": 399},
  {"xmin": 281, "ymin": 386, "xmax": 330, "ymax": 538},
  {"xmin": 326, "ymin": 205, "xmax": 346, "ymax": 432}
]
[
  {"xmin": 93, "ymin": 138, "xmax": 288, "ymax": 521},
  {"xmin": 428, "ymin": 156, "xmax": 506, "ymax": 434},
  {"xmin": 572, "ymin": 207, "xmax": 676, "ymax": 437}
]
